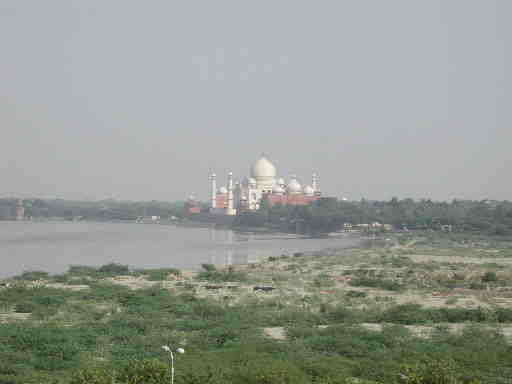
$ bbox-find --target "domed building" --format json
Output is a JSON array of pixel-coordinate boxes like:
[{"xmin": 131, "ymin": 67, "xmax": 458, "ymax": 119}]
[{"xmin": 209, "ymin": 155, "xmax": 321, "ymax": 215}]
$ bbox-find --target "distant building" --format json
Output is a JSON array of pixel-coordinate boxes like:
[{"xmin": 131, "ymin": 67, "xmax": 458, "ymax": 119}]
[
  {"xmin": 136, "ymin": 216, "xmax": 161, "ymax": 224},
  {"xmin": 15, "ymin": 199, "xmax": 24, "ymax": 221},
  {"xmin": 185, "ymin": 194, "xmax": 201, "ymax": 215},
  {"xmin": 209, "ymin": 155, "xmax": 322, "ymax": 216}
]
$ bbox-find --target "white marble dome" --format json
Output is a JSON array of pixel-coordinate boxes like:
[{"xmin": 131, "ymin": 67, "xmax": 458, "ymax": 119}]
[
  {"xmin": 287, "ymin": 178, "xmax": 302, "ymax": 194},
  {"xmin": 303, "ymin": 185, "xmax": 315, "ymax": 196},
  {"xmin": 250, "ymin": 155, "xmax": 277, "ymax": 188},
  {"xmin": 218, "ymin": 186, "xmax": 228, "ymax": 194},
  {"xmin": 251, "ymin": 156, "xmax": 277, "ymax": 179}
]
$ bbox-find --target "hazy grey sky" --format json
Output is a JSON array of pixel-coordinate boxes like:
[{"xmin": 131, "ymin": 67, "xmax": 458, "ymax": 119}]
[{"xmin": 1, "ymin": 1, "xmax": 509, "ymax": 201}]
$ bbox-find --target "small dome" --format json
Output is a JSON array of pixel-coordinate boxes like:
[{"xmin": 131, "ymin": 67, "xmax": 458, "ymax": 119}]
[
  {"xmin": 287, "ymin": 177, "xmax": 302, "ymax": 194},
  {"xmin": 303, "ymin": 185, "xmax": 315, "ymax": 196},
  {"xmin": 248, "ymin": 177, "xmax": 257, "ymax": 185},
  {"xmin": 251, "ymin": 156, "xmax": 277, "ymax": 179},
  {"xmin": 272, "ymin": 185, "xmax": 285, "ymax": 195},
  {"xmin": 218, "ymin": 186, "xmax": 228, "ymax": 194},
  {"xmin": 277, "ymin": 177, "xmax": 285, "ymax": 186}
]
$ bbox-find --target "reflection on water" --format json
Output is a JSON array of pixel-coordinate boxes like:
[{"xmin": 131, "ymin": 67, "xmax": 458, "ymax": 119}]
[
  {"xmin": 207, "ymin": 228, "xmax": 268, "ymax": 266},
  {"xmin": 0, "ymin": 221, "xmax": 361, "ymax": 277}
]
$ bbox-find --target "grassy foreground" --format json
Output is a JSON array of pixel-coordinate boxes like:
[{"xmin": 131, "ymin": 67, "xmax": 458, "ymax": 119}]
[{"xmin": 1, "ymin": 232, "xmax": 512, "ymax": 383}]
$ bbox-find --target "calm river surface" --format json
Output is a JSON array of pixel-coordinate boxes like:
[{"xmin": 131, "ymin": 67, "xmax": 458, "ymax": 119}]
[{"xmin": 0, "ymin": 221, "xmax": 361, "ymax": 278}]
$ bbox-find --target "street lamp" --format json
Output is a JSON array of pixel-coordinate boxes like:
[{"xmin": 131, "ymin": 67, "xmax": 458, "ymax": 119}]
[{"xmin": 162, "ymin": 345, "xmax": 185, "ymax": 384}]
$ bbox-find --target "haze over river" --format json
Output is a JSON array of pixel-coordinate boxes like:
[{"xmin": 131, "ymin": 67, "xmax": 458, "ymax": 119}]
[{"xmin": 0, "ymin": 221, "xmax": 362, "ymax": 278}]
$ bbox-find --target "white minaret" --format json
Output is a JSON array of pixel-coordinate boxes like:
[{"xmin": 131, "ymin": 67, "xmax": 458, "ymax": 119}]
[
  {"xmin": 226, "ymin": 171, "xmax": 236, "ymax": 215},
  {"xmin": 312, "ymin": 172, "xmax": 318, "ymax": 191},
  {"xmin": 210, "ymin": 173, "xmax": 217, "ymax": 211}
]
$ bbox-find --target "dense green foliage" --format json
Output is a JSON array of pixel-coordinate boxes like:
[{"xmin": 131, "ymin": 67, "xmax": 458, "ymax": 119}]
[
  {"xmin": 234, "ymin": 198, "xmax": 512, "ymax": 235},
  {"xmin": 4, "ymin": 197, "xmax": 512, "ymax": 235},
  {"xmin": 0, "ymin": 198, "xmax": 185, "ymax": 221},
  {"xmin": 1, "ymin": 263, "xmax": 512, "ymax": 383}
]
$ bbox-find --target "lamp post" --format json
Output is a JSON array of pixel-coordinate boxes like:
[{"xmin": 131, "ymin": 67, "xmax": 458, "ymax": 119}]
[{"xmin": 162, "ymin": 345, "xmax": 185, "ymax": 384}]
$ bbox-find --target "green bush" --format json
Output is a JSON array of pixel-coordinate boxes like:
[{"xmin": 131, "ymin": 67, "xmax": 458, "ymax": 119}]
[
  {"xmin": 68, "ymin": 265, "xmax": 99, "ymax": 277},
  {"xmin": 313, "ymin": 274, "xmax": 335, "ymax": 288},
  {"xmin": 399, "ymin": 359, "xmax": 482, "ymax": 384},
  {"xmin": 233, "ymin": 357, "xmax": 309, "ymax": 384},
  {"xmin": 139, "ymin": 268, "xmax": 181, "ymax": 281},
  {"xmin": 97, "ymin": 263, "xmax": 130, "ymax": 276},
  {"xmin": 198, "ymin": 265, "xmax": 248, "ymax": 283},
  {"xmin": 71, "ymin": 359, "xmax": 168, "ymax": 384},
  {"xmin": 201, "ymin": 264, "xmax": 217, "ymax": 272},
  {"xmin": 70, "ymin": 367, "xmax": 115, "ymax": 384},
  {"xmin": 349, "ymin": 277, "xmax": 402, "ymax": 291},
  {"xmin": 14, "ymin": 271, "xmax": 49, "ymax": 281},
  {"xmin": 481, "ymin": 271, "xmax": 498, "ymax": 282},
  {"xmin": 469, "ymin": 282, "xmax": 485, "ymax": 290},
  {"xmin": 379, "ymin": 304, "xmax": 429, "ymax": 324},
  {"xmin": 33, "ymin": 295, "xmax": 66, "ymax": 306},
  {"xmin": 52, "ymin": 274, "xmax": 69, "ymax": 283},
  {"xmin": 346, "ymin": 290, "xmax": 367, "ymax": 298},
  {"xmin": 14, "ymin": 302, "xmax": 35, "ymax": 313}
]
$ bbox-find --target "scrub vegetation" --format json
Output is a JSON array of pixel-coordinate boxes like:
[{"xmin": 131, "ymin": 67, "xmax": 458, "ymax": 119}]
[{"xmin": 1, "ymin": 231, "xmax": 512, "ymax": 383}]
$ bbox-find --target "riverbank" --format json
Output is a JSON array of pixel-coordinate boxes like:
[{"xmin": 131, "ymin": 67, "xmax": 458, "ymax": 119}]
[{"xmin": 1, "ymin": 231, "xmax": 512, "ymax": 383}]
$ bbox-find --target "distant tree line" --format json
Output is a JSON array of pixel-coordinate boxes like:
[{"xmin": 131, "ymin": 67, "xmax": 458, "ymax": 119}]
[
  {"xmin": 0, "ymin": 198, "xmax": 186, "ymax": 221},
  {"xmin": 3, "ymin": 197, "xmax": 512, "ymax": 235},
  {"xmin": 234, "ymin": 197, "xmax": 512, "ymax": 235}
]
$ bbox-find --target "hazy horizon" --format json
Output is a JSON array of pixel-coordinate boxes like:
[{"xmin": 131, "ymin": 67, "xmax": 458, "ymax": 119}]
[{"xmin": 1, "ymin": 1, "xmax": 509, "ymax": 202}]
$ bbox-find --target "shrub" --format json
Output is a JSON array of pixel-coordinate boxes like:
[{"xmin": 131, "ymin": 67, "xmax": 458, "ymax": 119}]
[
  {"xmin": 97, "ymin": 263, "xmax": 130, "ymax": 276},
  {"xmin": 118, "ymin": 359, "xmax": 168, "ymax": 383},
  {"xmin": 70, "ymin": 367, "xmax": 115, "ymax": 384},
  {"xmin": 346, "ymin": 290, "xmax": 367, "ymax": 298},
  {"xmin": 481, "ymin": 271, "xmax": 498, "ymax": 282},
  {"xmin": 14, "ymin": 302, "xmax": 35, "ymax": 313},
  {"xmin": 399, "ymin": 359, "xmax": 481, "ymax": 384},
  {"xmin": 68, "ymin": 265, "xmax": 99, "ymax": 277},
  {"xmin": 71, "ymin": 359, "xmax": 167, "ymax": 384},
  {"xmin": 139, "ymin": 268, "xmax": 181, "ymax": 281},
  {"xmin": 198, "ymin": 265, "xmax": 248, "ymax": 283},
  {"xmin": 234, "ymin": 358, "xmax": 309, "ymax": 384},
  {"xmin": 201, "ymin": 264, "xmax": 217, "ymax": 272},
  {"xmin": 350, "ymin": 278, "xmax": 402, "ymax": 291},
  {"xmin": 379, "ymin": 304, "xmax": 429, "ymax": 324},
  {"xmin": 469, "ymin": 282, "xmax": 485, "ymax": 290},
  {"xmin": 15, "ymin": 271, "xmax": 49, "ymax": 281},
  {"xmin": 445, "ymin": 297, "xmax": 458, "ymax": 305},
  {"xmin": 52, "ymin": 274, "xmax": 69, "ymax": 283},
  {"xmin": 34, "ymin": 295, "xmax": 66, "ymax": 306},
  {"xmin": 313, "ymin": 274, "xmax": 335, "ymax": 288}
]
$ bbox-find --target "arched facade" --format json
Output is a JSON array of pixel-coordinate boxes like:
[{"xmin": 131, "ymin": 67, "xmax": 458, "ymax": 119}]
[{"xmin": 209, "ymin": 155, "xmax": 321, "ymax": 216}]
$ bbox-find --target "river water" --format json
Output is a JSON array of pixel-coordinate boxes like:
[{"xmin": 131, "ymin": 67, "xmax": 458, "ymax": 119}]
[{"xmin": 0, "ymin": 221, "xmax": 361, "ymax": 278}]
